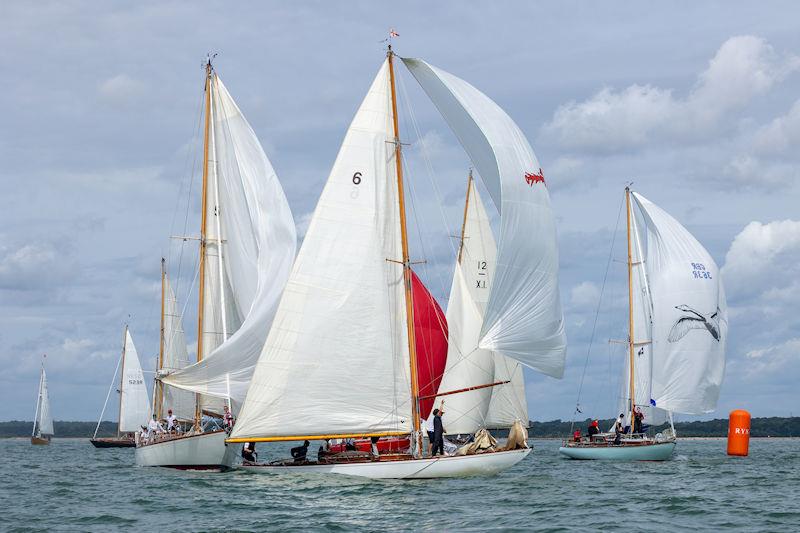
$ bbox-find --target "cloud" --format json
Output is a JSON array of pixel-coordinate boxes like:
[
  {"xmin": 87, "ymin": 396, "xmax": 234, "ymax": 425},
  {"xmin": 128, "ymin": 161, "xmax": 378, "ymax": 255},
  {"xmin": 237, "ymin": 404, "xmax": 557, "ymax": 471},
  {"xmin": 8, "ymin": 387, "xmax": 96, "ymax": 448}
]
[
  {"xmin": 97, "ymin": 74, "xmax": 146, "ymax": 107},
  {"xmin": 543, "ymin": 36, "xmax": 800, "ymax": 152},
  {"xmin": 752, "ymin": 99, "xmax": 800, "ymax": 155},
  {"xmin": 570, "ymin": 281, "xmax": 601, "ymax": 308}
]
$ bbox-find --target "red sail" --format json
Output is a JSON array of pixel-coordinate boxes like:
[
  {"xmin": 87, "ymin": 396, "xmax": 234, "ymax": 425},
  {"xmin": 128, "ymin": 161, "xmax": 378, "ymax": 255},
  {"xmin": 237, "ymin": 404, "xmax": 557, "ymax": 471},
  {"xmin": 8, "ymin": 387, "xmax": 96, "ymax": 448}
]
[{"xmin": 411, "ymin": 270, "xmax": 449, "ymax": 420}]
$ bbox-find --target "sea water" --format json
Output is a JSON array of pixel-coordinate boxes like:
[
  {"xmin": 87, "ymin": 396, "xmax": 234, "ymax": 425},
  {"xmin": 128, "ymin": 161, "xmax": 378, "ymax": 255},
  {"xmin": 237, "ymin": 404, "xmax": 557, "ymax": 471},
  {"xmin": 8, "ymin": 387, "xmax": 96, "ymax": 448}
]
[{"xmin": 2, "ymin": 438, "xmax": 798, "ymax": 531}]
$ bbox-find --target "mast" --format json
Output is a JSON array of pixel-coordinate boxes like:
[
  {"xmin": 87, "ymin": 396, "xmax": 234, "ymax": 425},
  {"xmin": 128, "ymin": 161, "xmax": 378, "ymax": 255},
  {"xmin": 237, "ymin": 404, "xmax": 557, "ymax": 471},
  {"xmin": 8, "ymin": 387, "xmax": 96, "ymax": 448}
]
[
  {"xmin": 156, "ymin": 258, "xmax": 166, "ymax": 421},
  {"xmin": 625, "ymin": 186, "xmax": 636, "ymax": 434},
  {"xmin": 195, "ymin": 59, "xmax": 214, "ymax": 428},
  {"xmin": 457, "ymin": 170, "xmax": 472, "ymax": 264},
  {"xmin": 117, "ymin": 325, "xmax": 128, "ymax": 437},
  {"xmin": 387, "ymin": 47, "xmax": 422, "ymax": 456}
]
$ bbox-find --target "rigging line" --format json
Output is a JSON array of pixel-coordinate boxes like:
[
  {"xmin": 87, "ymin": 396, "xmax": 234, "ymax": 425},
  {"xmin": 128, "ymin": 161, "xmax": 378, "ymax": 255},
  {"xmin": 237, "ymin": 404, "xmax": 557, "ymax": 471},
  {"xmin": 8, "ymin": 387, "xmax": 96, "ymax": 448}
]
[{"xmin": 571, "ymin": 193, "xmax": 625, "ymax": 432}]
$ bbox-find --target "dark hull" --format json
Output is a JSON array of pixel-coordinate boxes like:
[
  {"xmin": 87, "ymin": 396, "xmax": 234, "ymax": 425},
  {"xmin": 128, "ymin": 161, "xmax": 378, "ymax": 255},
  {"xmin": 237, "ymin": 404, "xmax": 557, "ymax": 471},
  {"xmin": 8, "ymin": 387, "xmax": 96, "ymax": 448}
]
[{"xmin": 90, "ymin": 437, "xmax": 135, "ymax": 448}]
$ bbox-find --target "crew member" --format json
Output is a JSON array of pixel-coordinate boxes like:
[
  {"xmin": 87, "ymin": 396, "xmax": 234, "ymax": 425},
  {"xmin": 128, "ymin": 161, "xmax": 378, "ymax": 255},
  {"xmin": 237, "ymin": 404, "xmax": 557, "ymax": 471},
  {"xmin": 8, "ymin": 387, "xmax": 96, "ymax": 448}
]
[
  {"xmin": 291, "ymin": 440, "xmax": 310, "ymax": 462},
  {"xmin": 432, "ymin": 408, "xmax": 445, "ymax": 456}
]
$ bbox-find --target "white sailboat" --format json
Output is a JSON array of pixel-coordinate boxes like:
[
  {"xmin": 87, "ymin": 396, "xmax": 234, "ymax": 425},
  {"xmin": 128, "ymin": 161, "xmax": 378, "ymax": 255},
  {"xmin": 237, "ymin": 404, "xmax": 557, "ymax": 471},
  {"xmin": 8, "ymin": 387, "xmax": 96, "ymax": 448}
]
[
  {"xmin": 560, "ymin": 187, "xmax": 727, "ymax": 460},
  {"xmin": 229, "ymin": 47, "xmax": 566, "ymax": 479},
  {"xmin": 31, "ymin": 356, "xmax": 54, "ymax": 445},
  {"xmin": 91, "ymin": 326, "xmax": 151, "ymax": 447},
  {"xmin": 135, "ymin": 58, "xmax": 297, "ymax": 470}
]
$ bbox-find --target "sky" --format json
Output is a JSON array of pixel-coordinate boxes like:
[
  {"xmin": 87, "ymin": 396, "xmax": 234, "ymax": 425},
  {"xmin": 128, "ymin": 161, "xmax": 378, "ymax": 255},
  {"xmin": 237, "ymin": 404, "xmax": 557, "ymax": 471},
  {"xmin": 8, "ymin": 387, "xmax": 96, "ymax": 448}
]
[{"xmin": 1, "ymin": 1, "xmax": 798, "ymax": 424}]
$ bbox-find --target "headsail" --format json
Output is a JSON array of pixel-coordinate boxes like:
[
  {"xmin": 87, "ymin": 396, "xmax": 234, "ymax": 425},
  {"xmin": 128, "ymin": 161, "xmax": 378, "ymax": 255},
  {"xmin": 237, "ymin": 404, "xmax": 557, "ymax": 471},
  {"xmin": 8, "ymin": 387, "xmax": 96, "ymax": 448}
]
[
  {"xmin": 231, "ymin": 60, "xmax": 411, "ymax": 441},
  {"xmin": 162, "ymin": 73, "xmax": 297, "ymax": 407},
  {"xmin": 631, "ymin": 193, "xmax": 727, "ymax": 414},
  {"xmin": 402, "ymin": 58, "xmax": 566, "ymax": 378},
  {"xmin": 118, "ymin": 330, "xmax": 151, "ymax": 433},
  {"xmin": 159, "ymin": 276, "xmax": 195, "ymax": 420},
  {"xmin": 411, "ymin": 270, "xmax": 448, "ymax": 420}
]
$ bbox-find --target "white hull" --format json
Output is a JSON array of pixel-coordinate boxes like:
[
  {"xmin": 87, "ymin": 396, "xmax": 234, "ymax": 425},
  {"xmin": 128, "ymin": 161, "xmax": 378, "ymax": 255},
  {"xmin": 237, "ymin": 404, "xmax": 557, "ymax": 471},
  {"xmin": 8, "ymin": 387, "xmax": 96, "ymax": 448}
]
[
  {"xmin": 135, "ymin": 431, "xmax": 239, "ymax": 471},
  {"xmin": 239, "ymin": 448, "xmax": 531, "ymax": 479},
  {"xmin": 559, "ymin": 441, "xmax": 675, "ymax": 461}
]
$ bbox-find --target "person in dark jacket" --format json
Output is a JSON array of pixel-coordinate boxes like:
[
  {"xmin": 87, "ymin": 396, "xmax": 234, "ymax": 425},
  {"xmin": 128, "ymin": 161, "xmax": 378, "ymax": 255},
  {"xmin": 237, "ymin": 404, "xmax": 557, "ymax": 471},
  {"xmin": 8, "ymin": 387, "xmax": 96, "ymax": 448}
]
[
  {"xmin": 291, "ymin": 440, "xmax": 310, "ymax": 462},
  {"xmin": 241, "ymin": 442, "xmax": 257, "ymax": 463},
  {"xmin": 432, "ymin": 408, "xmax": 445, "ymax": 456},
  {"xmin": 587, "ymin": 420, "xmax": 600, "ymax": 440}
]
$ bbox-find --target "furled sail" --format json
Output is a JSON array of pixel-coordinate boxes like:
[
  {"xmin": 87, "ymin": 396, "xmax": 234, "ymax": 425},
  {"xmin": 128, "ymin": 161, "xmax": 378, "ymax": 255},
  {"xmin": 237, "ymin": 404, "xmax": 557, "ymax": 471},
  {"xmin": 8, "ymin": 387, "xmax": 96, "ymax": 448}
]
[
  {"xmin": 402, "ymin": 58, "xmax": 566, "ymax": 378},
  {"xmin": 37, "ymin": 367, "xmax": 54, "ymax": 436},
  {"xmin": 159, "ymin": 277, "xmax": 195, "ymax": 420},
  {"xmin": 118, "ymin": 330, "xmax": 151, "ymax": 433},
  {"xmin": 231, "ymin": 60, "xmax": 412, "ymax": 441},
  {"xmin": 631, "ymin": 193, "xmax": 727, "ymax": 414},
  {"xmin": 411, "ymin": 270, "xmax": 448, "ymax": 420},
  {"xmin": 162, "ymin": 73, "xmax": 297, "ymax": 407}
]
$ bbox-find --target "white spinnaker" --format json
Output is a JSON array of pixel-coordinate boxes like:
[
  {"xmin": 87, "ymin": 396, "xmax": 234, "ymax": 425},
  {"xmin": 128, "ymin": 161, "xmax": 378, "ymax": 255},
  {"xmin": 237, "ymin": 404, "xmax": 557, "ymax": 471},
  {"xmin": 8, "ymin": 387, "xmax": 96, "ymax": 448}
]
[
  {"xmin": 632, "ymin": 193, "xmax": 727, "ymax": 414},
  {"xmin": 232, "ymin": 60, "xmax": 411, "ymax": 440},
  {"xmin": 160, "ymin": 277, "xmax": 195, "ymax": 420},
  {"xmin": 402, "ymin": 58, "xmax": 566, "ymax": 378},
  {"xmin": 118, "ymin": 330, "xmax": 151, "ymax": 433},
  {"xmin": 439, "ymin": 180, "xmax": 497, "ymax": 434},
  {"xmin": 38, "ymin": 368, "xmax": 54, "ymax": 436},
  {"xmin": 162, "ymin": 74, "xmax": 297, "ymax": 408}
]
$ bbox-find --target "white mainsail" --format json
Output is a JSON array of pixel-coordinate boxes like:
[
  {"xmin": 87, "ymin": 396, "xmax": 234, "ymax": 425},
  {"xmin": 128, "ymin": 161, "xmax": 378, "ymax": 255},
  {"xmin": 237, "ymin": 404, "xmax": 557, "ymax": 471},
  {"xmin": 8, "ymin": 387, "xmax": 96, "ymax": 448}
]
[
  {"xmin": 162, "ymin": 73, "xmax": 297, "ymax": 408},
  {"xmin": 36, "ymin": 366, "xmax": 54, "ymax": 436},
  {"xmin": 118, "ymin": 330, "xmax": 151, "ymax": 433},
  {"xmin": 231, "ymin": 60, "xmax": 411, "ymax": 441},
  {"xmin": 402, "ymin": 58, "xmax": 567, "ymax": 378},
  {"xmin": 630, "ymin": 192, "xmax": 727, "ymax": 414},
  {"xmin": 159, "ymin": 276, "xmax": 195, "ymax": 420}
]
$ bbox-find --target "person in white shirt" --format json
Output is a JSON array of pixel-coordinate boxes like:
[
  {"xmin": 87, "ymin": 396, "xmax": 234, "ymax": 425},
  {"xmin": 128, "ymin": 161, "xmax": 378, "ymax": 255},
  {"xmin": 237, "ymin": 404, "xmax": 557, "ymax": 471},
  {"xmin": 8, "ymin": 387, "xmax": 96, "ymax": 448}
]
[
  {"xmin": 424, "ymin": 415, "xmax": 435, "ymax": 455},
  {"xmin": 148, "ymin": 415, "xmax": 164, "ymax": 440},
  {"xmin": 166, "ymin": 409, "xmax": 177, "ymax": 433}
]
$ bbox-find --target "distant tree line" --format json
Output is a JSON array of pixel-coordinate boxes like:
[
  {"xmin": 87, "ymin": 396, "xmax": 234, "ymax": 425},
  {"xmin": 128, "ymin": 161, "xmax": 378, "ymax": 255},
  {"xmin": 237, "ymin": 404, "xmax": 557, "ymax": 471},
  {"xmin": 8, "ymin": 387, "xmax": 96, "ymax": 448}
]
[
  {"xmin": 528, "ymin": 417, "xmax": 800, "ymax": 438},
  {"xmin": 2, "ymin": 417, "xmax": 798, "ymax": 438}
]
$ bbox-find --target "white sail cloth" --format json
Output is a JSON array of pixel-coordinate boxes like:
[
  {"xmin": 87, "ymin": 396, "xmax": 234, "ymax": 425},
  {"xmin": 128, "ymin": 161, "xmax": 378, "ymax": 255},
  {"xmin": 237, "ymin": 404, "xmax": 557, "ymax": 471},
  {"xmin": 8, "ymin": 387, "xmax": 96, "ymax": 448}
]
[
  {"xmin": 160, "ymin": 278, "xmax": 195, "ymax": 420},
  {"xmin": 118, "ymin": 330, "xmax": 151, "ymax": 433},
  {"xmin": 37, "ymin": 367, "xmax": 54, "ymax": 436},
  {"xmin": 402, "ymin": 58, "xmax": 566, "ymax": 378},
  {"xmin": 631, "ymin": 193, "xmax": 727, "ymax": 414},
  {"xmin": 232, "ymin": 60, "xmax": 411, "ymax": 440},
  {"xmin": 162, "ymin": 75, "xmax": 297, "ymax": 407},
  {"xmin": 440, "ymin": 181, "xmax": 527, "ymax": 434}
]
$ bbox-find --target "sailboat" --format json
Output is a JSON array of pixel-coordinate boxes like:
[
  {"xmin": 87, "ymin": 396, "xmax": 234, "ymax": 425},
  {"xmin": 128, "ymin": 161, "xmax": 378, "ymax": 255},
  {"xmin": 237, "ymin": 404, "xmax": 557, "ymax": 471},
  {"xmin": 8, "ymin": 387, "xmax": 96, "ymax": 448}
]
[
  {"xmin": 31, "ymin": 356, "xmax": 54, "ymax": 445},
  {"xmin": 559, "ymin": 187, "xmax": 727, "ymax": 460},
  {"xmin": 135, "ymin": 58, "xmax": 297, "ymax": 470},
  {"xmin": 91, "ymin": 326, "xmax": 151, "ymax": 448},
  {"xmin": 228, "ymin": 47, "xmax": 566, "ymax": 479},
  {"xmin": 437, "ymin": 172, "xmax": 529, "ymax": 438}
]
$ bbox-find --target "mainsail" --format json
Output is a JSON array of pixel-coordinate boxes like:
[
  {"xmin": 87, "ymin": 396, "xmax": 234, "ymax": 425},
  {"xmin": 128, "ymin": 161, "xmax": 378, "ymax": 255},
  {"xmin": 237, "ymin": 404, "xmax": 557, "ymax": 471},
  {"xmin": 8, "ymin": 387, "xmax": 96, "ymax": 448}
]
[
  {"xmin": 161, "ymin": 72, "xmax": 297, "ymax": 408},
  {"xmin": 231, "ymin": 60, "xmax": 412, "ymax": 441},
  {"xmin": 35, "ymin": 366, "xmax": 54, "ymax": 437},
  {"xmin": 628, "ymin": 192, "xmax": 727, "ymax": 415},
  {"xmin": 402, "ymin": 58, "xmax": 567, "ymax": 378},
  {"xmin": 118, "ymin": 330, "xmax": 151, "ymax": 433}
]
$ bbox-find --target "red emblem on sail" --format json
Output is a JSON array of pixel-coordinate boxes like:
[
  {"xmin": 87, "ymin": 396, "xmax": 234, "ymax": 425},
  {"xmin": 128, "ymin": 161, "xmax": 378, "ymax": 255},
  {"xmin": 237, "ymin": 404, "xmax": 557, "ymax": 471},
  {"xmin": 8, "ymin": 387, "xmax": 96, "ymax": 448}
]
[{"xmin": 525, "ymin": 168, "xmax": 545, "ymax": 186}]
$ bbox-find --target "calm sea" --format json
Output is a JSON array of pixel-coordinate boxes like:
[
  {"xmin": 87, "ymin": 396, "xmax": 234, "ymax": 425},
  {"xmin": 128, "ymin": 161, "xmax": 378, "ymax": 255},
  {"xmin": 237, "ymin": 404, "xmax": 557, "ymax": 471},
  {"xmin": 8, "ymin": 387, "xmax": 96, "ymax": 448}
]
[{"xmin": 2, "ymin": 438, "xmax": 798, "ymax": 531}]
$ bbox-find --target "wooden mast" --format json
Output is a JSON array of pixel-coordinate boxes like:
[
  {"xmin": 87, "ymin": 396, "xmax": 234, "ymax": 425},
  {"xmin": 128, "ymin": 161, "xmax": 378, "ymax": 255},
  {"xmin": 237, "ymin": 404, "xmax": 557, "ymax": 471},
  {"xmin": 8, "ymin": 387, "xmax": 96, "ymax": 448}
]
[
  {"xmin": 117, "ymin": 325, "xmax": 128, "ymax": 438},
  {"xmin": 625, "ymin": 186, "xmax": 636, "ymax": 434},
  {"xmin": 155, "ymin": 258, "xmax": 166, "ymax": 421},
  {"xmin": 457, "ymin": 170, "xmax": 473, "ymax": 264},
  {"xmin": 195, "ymin": 59, "xmax": 214, "ymax": 428},
  {"xmin": 387, "ymin": 47, "xmax": 423, "ymax": 456}
]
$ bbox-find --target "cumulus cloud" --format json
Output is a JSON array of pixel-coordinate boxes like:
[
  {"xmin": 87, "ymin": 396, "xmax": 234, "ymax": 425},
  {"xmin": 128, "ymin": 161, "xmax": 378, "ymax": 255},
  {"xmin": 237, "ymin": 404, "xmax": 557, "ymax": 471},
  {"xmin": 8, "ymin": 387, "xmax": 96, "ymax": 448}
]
[
  {"xmin": 570, "ymin": 281, "xmax": 601, "ymax": 308},
  {"xmin": 752, "ymin": 99, "xmax": 800, "ymax": 155},
  {"xmin": 543, "ymin": 36, "xmax": 800, "ymax": 152}
]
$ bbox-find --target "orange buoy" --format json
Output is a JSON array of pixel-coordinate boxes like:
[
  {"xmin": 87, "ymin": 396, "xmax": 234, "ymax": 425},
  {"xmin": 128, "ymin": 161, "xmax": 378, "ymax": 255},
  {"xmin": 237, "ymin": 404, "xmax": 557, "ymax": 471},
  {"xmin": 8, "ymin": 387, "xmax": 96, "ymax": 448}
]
[{"xmin": 727, "ymin": 409, "xmax": 751, "ymax": 456}]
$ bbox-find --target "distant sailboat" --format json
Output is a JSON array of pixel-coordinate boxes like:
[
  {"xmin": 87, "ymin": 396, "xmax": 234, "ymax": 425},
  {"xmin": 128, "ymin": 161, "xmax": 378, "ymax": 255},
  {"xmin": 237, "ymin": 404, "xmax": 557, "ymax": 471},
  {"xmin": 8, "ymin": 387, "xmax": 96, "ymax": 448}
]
[
  {"xmin": 229, "ymin": 47, "xmax": 566, "ymax": 479},
  {"xmin": 135, "ymin": 57, "xmax": 296, "ymax": 470},
  {"xmin": 90, "ymin": 326, "xmax": 150, "ymax": 448},
  {"xmin": 31, "ymin": 356, "xmax": 54, "ymax": 445},
  {"xmin": 559, "ymin": 187, "xmax": 727, "ymax": 460}
]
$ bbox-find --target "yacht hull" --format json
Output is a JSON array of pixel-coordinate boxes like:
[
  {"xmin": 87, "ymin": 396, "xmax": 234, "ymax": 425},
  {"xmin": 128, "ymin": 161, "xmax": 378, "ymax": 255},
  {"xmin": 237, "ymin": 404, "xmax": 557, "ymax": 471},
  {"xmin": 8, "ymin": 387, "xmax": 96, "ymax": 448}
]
[
  {"xmin": 239, "ymin": 448, "xmax": 531, "ymax": 479},
  {"xmin": 135, "ymin": 430, "xmax": 239, "ymax": 471},
  {"xmin": 559, "ymin": 441, "xmax": 675, "ymax": 461}
]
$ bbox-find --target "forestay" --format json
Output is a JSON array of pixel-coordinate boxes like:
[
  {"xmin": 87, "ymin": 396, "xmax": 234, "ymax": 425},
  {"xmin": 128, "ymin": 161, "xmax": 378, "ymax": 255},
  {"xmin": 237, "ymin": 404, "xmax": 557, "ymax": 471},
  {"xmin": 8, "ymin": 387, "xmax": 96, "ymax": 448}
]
[
  {"xmin": 160, "ymin": 277, "xmax": 195, "ymax": 421},
  {"xmin": 632, "ymin": 193, "xmax": 727, "ymax": 414},
  {"xmin": 118, "ymin": 330, "xmax": 151, "ymax": 433},
  {"xmin": 162, "ymin": 74, "xmax": 297, "ymax": 407},
  {"xmin": 402, "ymin": 58, "xmax": 566, "ymax": 378},
  {"xmin": 231, "ymin": 60, "xmax": 412, "ymax": 441}
]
